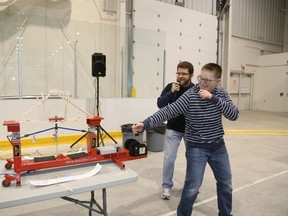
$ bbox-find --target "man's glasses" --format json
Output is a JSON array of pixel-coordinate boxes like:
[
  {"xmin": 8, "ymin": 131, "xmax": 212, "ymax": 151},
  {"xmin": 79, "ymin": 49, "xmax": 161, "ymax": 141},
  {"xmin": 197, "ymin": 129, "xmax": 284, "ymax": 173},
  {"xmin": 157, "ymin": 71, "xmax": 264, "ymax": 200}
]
[
  {"xmin": 197, "ymin": 75, "xmax": 218, "ymax": 84},
  {"xmin": 176, "ymin": 72, "xmax": 190, "ymax": 76}
]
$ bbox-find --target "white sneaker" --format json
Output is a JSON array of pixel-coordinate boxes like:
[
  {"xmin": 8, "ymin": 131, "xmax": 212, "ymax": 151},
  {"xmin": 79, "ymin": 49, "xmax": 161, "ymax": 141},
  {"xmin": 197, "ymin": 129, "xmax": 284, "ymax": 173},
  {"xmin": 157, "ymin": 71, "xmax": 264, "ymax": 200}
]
[{"xmin": 161, "ymin": 188, "xmax": 171, "ymax": 200}]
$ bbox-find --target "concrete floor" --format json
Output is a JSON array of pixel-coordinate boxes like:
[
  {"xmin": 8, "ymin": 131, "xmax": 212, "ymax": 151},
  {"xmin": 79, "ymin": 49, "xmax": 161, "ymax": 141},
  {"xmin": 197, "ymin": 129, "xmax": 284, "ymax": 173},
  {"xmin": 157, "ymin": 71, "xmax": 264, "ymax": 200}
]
[{"xmin": 0, "ymin": 110, "xmax": 287, "ymax": 216}]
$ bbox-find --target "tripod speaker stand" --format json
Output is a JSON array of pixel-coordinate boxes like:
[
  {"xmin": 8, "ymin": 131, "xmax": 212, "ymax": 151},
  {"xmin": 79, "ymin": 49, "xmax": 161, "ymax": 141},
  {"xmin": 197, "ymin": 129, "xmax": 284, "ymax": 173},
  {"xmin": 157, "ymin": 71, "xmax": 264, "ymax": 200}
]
[
  {"xmin": 93, "ymin": 76, "xmax": 118, "ymax": 147},
  {"xmin": 92, "ymin": 53, "xmax": 117, "ymax": 147},
  {"xmin": 70, "ymin": 53, "xmax": 117, "ymax": 148}
]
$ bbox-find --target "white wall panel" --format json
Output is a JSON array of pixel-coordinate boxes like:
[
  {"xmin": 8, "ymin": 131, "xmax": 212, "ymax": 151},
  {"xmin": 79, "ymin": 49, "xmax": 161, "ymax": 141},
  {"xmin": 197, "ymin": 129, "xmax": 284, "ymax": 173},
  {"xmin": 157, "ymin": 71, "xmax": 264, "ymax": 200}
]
[
  {"xmin": 256, "ymin": 53, "xmax": 288, "ymax": 112},
  {"xmin": 132, "ymin": 27, "xmax": 165, "ymax": 97},
  {"xmin": 133, "ymin": 0, "xmax": 217, "ymax": 97},
  {"xmin": 157, "ymin": 0, "xmax": 217, "ymax": 15},
  {"xmin": 259, "ymin": 52, "xmax": 288, "ymax": 66}
]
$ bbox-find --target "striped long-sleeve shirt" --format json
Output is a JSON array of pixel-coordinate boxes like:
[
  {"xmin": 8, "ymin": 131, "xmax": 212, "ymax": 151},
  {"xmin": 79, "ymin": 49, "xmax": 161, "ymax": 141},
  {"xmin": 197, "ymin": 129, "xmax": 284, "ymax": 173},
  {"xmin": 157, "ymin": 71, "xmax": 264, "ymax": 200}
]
[{"xmin": 143, "ymin": 84, "xmax": 239, "ymax": 146}]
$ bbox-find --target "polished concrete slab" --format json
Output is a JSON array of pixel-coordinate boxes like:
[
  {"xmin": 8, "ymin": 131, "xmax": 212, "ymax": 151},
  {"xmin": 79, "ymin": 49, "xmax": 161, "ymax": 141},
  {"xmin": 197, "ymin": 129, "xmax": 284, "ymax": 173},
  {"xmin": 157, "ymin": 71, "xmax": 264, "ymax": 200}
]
[{"xmin": 0, "ymin": 110, "xmax": 287, "ymax": 216}]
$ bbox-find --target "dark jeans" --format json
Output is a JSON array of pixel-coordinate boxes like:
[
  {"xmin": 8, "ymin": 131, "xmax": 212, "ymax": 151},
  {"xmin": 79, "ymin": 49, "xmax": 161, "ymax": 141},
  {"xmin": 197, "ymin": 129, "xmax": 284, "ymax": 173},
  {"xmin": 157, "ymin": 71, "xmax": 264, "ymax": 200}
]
[{"xmin": 177, "ymin": 141, "xmax": 233, "ymax": 216}]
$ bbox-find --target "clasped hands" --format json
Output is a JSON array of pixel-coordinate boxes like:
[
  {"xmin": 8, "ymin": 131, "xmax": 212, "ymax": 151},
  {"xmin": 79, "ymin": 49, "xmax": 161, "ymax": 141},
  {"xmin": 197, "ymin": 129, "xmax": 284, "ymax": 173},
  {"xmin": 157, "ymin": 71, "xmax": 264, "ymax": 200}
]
[{"xmin": 198, "ymin": 89, "xmax": 212, "ymax": 100}]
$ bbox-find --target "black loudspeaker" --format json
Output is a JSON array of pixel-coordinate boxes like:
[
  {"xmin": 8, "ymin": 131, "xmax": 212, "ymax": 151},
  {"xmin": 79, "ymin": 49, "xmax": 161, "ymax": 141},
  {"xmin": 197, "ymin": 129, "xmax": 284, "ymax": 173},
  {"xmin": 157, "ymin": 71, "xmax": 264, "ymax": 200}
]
[{"xmin": 92, "ymin": 53, "xmax": 106, "ymax": 77}]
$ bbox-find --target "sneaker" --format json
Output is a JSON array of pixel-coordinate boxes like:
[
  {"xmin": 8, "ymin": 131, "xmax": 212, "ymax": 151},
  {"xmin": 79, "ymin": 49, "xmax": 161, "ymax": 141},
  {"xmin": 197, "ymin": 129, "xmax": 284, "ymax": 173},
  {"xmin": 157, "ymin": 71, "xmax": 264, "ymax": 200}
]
[{"xmin": 161, "ymin": 188, "xmax": 171, "ymax": 200}]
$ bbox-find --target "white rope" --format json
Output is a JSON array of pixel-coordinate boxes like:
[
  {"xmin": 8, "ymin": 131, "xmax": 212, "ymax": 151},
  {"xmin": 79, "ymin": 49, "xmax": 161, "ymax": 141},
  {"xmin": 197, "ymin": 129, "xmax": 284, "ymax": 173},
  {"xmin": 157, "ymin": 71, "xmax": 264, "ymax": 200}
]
[
  {"xmin": 42, "ymin": 91, "xmax": 50, "ymax": 121},
  {"xmin": 19, "ymin": 119, "xmax": 49, "ymax": 124},
  {"xmin": 16, "ymin": 89, "xmax": 94, "ymax": 123}
]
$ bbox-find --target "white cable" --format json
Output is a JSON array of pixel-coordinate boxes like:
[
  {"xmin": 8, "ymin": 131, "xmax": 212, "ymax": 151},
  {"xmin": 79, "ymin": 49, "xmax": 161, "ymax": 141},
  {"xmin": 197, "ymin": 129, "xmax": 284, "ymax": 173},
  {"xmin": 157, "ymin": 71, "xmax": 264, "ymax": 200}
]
[{"xmin": 17, "ymin": 89, "xmax": 93, "ymax": 123}]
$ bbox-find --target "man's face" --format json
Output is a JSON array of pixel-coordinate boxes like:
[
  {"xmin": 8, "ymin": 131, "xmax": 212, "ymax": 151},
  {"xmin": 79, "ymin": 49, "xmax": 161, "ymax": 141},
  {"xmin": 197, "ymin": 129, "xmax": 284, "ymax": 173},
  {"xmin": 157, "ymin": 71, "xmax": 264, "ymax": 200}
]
[
  {"xmin": 197, "ymin": 69, "xmax": 220, "ymax": 92},
  {"xmin": 176, "ymin": 68, "xmax": 192, "ymax": 87}
]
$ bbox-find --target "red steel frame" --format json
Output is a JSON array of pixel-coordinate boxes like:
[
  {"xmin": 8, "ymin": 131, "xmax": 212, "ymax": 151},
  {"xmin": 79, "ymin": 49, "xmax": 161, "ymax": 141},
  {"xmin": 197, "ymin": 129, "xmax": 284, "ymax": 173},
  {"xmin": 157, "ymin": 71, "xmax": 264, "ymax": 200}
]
[{"xmin": 2, "ymin": 116, "xmax": 146, "ymax": 187}]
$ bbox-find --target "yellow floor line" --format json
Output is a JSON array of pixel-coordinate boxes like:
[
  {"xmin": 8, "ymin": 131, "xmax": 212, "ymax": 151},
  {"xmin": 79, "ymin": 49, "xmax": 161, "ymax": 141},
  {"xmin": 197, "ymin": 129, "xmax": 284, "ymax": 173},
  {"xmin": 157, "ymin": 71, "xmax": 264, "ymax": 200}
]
[
  {"xmin": 0, "ymin": 130, "xmax": 287, "ymax": 151},
  {"xmin": 0, "ymin": 131, "xmax": 122, "ymax": 150}
]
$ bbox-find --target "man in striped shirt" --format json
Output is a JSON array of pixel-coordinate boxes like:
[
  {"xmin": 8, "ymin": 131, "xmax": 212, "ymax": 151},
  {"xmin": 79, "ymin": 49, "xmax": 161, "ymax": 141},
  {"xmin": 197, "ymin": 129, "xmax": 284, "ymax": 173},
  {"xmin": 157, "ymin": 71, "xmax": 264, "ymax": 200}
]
[{"xmin": 132, "ymin": 63, "xmax": 239, "ymax": 216}]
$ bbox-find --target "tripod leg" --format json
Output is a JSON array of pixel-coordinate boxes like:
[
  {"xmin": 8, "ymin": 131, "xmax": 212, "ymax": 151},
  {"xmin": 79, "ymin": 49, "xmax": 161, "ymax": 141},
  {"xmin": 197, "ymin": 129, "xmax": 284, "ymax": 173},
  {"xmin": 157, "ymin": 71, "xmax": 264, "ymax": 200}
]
[
  {"xmin": 70, "ymin": 132, "xmax": 88, "ymax": 148},
  {"xmin": 96, "ymin": 126, "xmax": 101, "ymax": 147},
  {"xmin": 100, "ymin": 126, "xmax": 118, "ymax": 144}
]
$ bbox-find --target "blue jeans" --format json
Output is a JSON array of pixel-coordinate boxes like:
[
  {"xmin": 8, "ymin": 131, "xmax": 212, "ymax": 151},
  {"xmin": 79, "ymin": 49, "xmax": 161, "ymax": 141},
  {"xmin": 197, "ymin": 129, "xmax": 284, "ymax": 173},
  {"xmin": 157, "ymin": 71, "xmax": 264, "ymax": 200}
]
[
  {"xmin": 177, "ymin": 140, "xmax": 232, "ymax": 216},
  {"xmin": 162, "ymin": 129, "xmax": 185, "ymax": 189}
]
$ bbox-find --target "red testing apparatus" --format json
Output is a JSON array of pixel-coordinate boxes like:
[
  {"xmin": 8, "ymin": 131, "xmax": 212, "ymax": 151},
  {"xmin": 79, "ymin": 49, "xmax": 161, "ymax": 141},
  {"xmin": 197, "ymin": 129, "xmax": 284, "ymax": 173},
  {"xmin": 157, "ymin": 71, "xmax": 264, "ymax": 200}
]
[{"xmin": 2, "ymin": 116, "xmax": 147, "ymax": 187}]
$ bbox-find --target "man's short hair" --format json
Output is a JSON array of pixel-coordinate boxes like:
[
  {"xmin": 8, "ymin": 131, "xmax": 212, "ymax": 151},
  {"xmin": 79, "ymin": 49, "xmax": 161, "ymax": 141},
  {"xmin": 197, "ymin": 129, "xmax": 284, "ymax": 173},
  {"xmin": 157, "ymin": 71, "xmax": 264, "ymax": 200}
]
[
  {"xmin": 201, "ymin": 63, "xmax": 222, "ymax": 78},
  {"xmin": 177, "ymin": 61, "xmax": 194, "ymax": 75}
]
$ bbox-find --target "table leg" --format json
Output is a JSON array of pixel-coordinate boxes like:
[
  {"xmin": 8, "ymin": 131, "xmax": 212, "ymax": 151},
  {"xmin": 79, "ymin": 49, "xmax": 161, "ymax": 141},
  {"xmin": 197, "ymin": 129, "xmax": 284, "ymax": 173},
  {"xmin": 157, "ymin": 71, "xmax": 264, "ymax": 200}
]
[
  {"xmin": 62, "ymin": 189, "xmax": 108, "ymax": 215},
  {"xmin": 102, "ymin": 188, "xmax": 107, "ymax": 216},
  {"xmin": 89, "ymin": 191, "xmax": 94, "ymax": 216}
]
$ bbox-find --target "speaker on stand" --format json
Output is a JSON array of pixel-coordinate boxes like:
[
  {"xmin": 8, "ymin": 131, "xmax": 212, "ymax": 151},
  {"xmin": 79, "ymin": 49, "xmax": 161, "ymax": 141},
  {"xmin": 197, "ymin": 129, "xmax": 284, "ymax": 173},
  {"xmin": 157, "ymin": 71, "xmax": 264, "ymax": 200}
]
[
  {"xmin": 70, "ymin": 53, "xmax": 117, "ymax": 149},
  {"xmin": 92, "ymin": 53, "xmax": 106, "ymax": 116}
]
